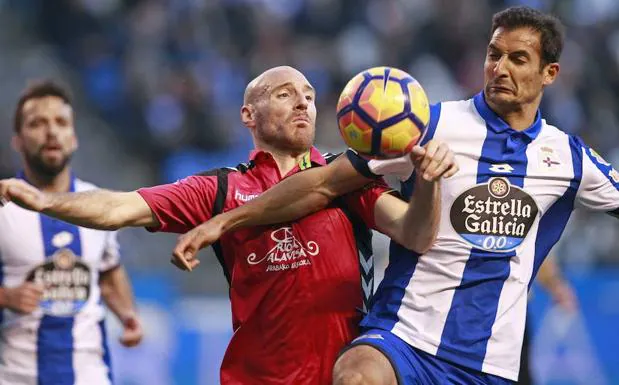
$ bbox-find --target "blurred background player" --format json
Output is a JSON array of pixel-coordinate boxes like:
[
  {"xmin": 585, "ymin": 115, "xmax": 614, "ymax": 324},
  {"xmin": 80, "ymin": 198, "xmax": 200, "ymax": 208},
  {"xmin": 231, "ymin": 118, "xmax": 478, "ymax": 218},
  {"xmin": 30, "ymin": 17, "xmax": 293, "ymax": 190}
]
[
  {"xmin": 0, "ymin": 66, "xmax": 456, "ymax": 384},
  {"xmin": 0, "ymin": 80, "xmax": 142, "ymax": 385},
  {"xmin": 518, "ymin": 256, "xmax": 577, "ymax": 385},
  {"xmin": 167, "ymin": 6, "xmax": 619, "ymax": 385}
]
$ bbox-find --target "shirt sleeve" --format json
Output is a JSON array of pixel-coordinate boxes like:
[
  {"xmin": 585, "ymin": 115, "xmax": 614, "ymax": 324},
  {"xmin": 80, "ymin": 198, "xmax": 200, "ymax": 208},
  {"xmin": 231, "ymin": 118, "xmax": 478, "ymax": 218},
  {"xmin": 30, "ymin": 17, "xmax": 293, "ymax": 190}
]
[
  {"xmin": 136, "ymin": 175, "xmax": 218, "ymax": 233},
  {"xmin": 345, "ymin": 149, "xmax": 415, "ymax": 181},
  {"xmin": 99, "ymin": 230, "xmax": 121, "ymax": 272},
  {"xmin": 341, "ymin": 178, "xmax": 397, "ymax": 229},
  {"xmin": 576, "ymin": 144, "xmax": 619, "ymax": 217}
]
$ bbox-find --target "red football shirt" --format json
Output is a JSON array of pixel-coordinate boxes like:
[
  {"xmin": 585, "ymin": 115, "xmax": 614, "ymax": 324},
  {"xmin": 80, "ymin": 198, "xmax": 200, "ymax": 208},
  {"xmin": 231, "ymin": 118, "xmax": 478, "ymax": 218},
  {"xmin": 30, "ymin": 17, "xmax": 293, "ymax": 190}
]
[{"xmin": 138, "ymin": 147, "xmax": 392, "ymax": 385}]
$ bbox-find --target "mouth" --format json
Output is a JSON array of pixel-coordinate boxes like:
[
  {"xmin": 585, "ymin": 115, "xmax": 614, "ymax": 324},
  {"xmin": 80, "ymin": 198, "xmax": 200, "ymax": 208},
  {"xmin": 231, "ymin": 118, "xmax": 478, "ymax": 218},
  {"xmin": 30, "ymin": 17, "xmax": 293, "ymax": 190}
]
[
  {"xmin": 40, "ymin": 144, "xmax": 63, "ymax": 154},
  {"xmin": 292, "ymin": 115, "xmax": 310, "ymax": 124},
  {"xmin": 488, "ymin": 85, "xmax": 513, "ymax": 93}
]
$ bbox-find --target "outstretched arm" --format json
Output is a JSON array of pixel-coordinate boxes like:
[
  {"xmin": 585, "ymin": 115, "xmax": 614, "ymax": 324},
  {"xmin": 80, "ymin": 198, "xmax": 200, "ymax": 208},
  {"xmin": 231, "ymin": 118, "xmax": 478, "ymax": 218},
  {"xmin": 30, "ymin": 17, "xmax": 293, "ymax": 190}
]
[
  {"xmin": 0, "ymin": 179, "xmax": 157, "ymax": 230},
  {"xmin": 171, "ymin": 141, "xmax": 458, "ymax": 270}
]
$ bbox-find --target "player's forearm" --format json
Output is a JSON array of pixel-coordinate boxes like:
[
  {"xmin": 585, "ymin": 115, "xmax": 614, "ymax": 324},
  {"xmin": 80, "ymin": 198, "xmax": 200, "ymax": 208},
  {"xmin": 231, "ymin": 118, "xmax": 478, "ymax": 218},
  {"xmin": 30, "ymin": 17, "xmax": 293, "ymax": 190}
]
[
  {"xmin": 218, "ymin": 156, "xmax": 369, "ymax": 232},
  {"xmin": 99, "ymin": 266, "xmax": 138, "ymax": 322},
  {"xmin": 536, "ymin": 257, "xmax": 564, "ymax": 291},
  {"xmin": 43, "ymin": 190, "xmax": 153, "ymax": 230},
  {"xmin": 399, "ymin": 177, "xmax": 441, "ymax": 254}
]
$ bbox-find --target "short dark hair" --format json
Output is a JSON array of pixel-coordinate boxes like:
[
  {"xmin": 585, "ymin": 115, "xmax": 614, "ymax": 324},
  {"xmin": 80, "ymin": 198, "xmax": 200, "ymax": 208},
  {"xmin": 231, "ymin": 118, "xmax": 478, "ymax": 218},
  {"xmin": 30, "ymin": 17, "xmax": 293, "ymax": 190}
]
[
  {"xmin": 13, "ymin": 80, "xmax": 73, "ymax": 133},
  {"xmin": 491, "ymin": 6, "xmax": 565, "ymax": 66}
]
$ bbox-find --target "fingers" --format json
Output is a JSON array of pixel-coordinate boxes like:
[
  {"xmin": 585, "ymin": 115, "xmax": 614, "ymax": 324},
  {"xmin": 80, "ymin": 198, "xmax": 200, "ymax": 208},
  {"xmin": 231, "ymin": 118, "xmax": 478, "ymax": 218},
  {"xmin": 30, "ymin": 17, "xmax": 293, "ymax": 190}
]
[
  {"xmin": 170, "ymin": 220, "xmax": 222, "ymax": 272},
  {"xmin": 0, "ymin": 179, "xmax": 16, "ymax": 206},
  {"xmin": 170, "ymin": 256, "xmax": 200, "ymax": 271},
  {"xmin": 443, "ymin": 162, "xmax": 459, "ymax": 179},
  {"xmin": 120, "ymin": 332, "xmax": 142, "ymax": 347},
  {"xmin": 414, "ymin": 141, "xmax": 459, "ymax": 181},
  {"xmin": 422, "ymin": 143, "xmax": 447, "ymax": 180},
  {"xmin": 7, "ymin": 283, "xmax": 44, "ymax": 314},
  {"xmin": 0, "ymin": 179, "xmax": 46, "ymax": 211},
  {"xmin": 171, "ymin": 234, "xmax": 199, "ymax": 272},
  {"xmin": 418, "ymin": 141, "xmax": 439, "ymax": 174},
  {"xmin": 410, "ymin": 145, "xmax": 426, "ymax": 161}
]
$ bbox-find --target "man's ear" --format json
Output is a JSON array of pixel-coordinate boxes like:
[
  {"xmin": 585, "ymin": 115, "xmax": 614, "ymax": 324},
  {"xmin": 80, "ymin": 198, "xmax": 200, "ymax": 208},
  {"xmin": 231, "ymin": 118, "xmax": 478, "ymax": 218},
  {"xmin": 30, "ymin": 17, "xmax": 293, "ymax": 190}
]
[
  {"xmin": 11, "ymin": 135, "xmax": 22, "ymax": 153},
  {"xmin": 241, "ymin": 104, "xmax": 256, "ymax": 128},
  {"xmin": 543, "ymin": 62, "xmax": 560, "ymax": 86}
]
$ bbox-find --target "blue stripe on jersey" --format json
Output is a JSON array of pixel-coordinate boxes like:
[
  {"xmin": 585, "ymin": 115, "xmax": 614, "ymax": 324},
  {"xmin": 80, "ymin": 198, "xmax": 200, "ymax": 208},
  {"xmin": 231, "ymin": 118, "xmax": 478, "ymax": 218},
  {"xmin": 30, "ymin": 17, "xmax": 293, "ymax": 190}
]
[
  {"xmin": 530, "ymin": 136, "xmax": 583, "ymax": 286},
  {"xmin": 419, "ymin": 103, "xmax": 442, "ymax": 147},
  {"xmin": 437, "ymin": 92, "xmax": 537, "ymax": 370},
  {"xmin": 398, "ymin": 103, "xmax": 442, "ymax": 200},
  {"xmin": 99, "ymin": 320, "xmax": 113, "ymax": 382},
  {"xmin": 360, "ymin": 242, "xmax": 421, "ymax": 331},
  {"xmin": 38, "ymin": 176, "xmax": 80, "ymax": 385}
]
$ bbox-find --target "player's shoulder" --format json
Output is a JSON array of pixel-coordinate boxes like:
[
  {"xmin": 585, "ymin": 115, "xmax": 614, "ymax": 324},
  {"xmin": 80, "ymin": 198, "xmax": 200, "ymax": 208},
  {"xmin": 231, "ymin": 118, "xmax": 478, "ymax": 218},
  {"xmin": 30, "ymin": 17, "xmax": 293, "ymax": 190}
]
[
  {"xmin": 538, "ymin": 120, "xmax": 586, "ymax": 148},
  {"xmin": 434, "ymin": 97, "xmax": 477, "ymax": 121},
  {"xmin": 73, "ymin": 178, "xmax": 99, "ymax": 192},
  {"xmin": 194, "ymin": 166, "xmax": 240, "ymax": 178},
  {"xmin": 322, "ymin": 152, "xmax": 342, "ymax": 165}
]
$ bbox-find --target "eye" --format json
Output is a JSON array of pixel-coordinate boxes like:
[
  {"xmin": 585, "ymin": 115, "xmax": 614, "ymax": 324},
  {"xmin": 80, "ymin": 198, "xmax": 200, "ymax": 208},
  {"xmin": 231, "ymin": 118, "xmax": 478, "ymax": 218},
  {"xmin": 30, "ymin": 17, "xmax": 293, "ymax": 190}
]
[
  {"xmin": 488, "ymin": 53, "xmax": 501, "ymax": 60},
  {"xmin": 277, "ymin": 92, "xmax": 290, "ymax": 98},
  {"xmin": 512, "ymin": 56, "xmax": 527, "ymax": 65},
  {"xmin": 305, "ymin": 95, "xmax": 314, "ymax": 102}
]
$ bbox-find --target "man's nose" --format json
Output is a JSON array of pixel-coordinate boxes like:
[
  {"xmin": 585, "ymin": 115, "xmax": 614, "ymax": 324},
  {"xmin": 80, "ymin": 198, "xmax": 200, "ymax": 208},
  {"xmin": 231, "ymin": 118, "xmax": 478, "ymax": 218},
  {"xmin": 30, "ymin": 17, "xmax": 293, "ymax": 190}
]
[
  {"xmin": 295, "ymin": 93, "xmax": 308, "ymax": 110},
  {"xmin": 493, "ymin": 56, "xmax": 509, "ymax": 76}
]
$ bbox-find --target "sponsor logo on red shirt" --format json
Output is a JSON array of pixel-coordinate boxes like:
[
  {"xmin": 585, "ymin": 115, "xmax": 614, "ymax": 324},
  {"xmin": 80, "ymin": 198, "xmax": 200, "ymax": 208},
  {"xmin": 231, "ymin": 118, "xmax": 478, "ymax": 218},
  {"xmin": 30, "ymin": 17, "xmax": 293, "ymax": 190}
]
[{"xmin": 247, "ymin": 227, "xmax": 320, "ymax": 272}]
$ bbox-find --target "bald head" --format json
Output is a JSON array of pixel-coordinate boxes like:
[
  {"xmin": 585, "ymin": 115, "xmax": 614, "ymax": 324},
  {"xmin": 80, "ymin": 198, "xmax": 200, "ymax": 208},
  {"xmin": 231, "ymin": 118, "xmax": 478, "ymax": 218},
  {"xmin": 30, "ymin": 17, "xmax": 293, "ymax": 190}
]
[{"xmin": 243, "ymin": 66, "xmax": 312, "ymax": 105}]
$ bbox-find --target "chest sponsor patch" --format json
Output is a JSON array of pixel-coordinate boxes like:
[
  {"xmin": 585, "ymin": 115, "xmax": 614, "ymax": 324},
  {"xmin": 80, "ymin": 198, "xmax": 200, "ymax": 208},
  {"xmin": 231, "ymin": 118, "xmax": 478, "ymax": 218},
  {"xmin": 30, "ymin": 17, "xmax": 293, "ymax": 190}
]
[
  {"xmin": 246, "ymin": 227, "xmax": 319, "ymax": 272},
  {"xmin": 26, "ymin": 248, "xmax": 91, "ymax": 316},
  {"xmin": 450, "ymin": 177, "xmax": 539, "ymax": 252}
]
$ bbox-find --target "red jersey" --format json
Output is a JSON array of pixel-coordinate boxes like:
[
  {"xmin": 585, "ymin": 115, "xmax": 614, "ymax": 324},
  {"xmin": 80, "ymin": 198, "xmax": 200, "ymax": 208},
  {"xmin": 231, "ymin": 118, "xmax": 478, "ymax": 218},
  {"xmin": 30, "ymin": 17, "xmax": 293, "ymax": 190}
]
[{"xmin": 137, "ymin": 147, "xmax": 392, "ymax": 385}]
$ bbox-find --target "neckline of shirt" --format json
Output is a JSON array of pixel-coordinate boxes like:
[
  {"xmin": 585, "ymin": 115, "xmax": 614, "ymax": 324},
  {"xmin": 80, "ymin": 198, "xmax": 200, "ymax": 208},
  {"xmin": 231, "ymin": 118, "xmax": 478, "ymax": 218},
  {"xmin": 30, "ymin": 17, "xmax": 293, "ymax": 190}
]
[{"xmin": 473, "ymin": 91, "xmax": 543, "ymax": 143}]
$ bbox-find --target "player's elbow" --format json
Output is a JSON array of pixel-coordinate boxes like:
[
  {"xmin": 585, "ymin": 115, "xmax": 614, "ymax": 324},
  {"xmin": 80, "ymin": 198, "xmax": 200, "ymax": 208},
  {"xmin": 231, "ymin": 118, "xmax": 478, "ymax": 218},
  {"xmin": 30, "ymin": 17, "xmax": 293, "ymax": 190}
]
[{"xmin": 399, "ymin": 232, "xmax": 436, "ymax": 254}]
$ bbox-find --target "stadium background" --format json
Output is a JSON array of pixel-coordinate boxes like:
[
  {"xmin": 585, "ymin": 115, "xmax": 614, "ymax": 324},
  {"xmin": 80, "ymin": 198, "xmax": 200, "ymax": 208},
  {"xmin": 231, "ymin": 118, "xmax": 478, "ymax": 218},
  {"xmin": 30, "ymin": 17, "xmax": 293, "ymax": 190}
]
[{"xmin": 0, "ymin": 0, "xmax": 617, "ymax": 384}]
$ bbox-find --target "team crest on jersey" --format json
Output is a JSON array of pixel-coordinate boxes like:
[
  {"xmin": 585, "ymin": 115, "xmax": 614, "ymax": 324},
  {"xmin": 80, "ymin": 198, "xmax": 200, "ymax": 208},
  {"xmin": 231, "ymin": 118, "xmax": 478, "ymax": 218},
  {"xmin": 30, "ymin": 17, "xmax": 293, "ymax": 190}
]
[
  {"xmin": 450, "ymin": 178, "xmax": 539, "ymax": 251},
  {"xmin": 247, "ymin": 227, "xmax": 319, "ymax": 272},
  {"xmin": 26, "ymin": 248, "xmax": 91, "ymax": 316},
  {"xmin": 537, "ymin": 146, "xmax": 561, "ymax": 171}
]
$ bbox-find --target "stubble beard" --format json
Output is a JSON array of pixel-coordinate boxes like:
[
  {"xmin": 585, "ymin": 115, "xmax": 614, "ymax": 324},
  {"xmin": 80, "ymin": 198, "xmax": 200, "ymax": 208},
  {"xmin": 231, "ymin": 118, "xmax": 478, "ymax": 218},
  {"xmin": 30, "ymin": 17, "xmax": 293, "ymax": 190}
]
[{"xmin": 24, "ymin": 149, "xmax": 72, "ymax": 179}]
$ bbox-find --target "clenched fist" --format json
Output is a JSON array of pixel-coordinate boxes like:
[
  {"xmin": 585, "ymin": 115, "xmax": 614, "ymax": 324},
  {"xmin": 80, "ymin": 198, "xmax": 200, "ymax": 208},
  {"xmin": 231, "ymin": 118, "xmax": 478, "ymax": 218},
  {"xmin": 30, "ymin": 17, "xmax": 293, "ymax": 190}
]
[{"xmin": 0, "ymin": 283, "xmax": 44, "ymax": 314}]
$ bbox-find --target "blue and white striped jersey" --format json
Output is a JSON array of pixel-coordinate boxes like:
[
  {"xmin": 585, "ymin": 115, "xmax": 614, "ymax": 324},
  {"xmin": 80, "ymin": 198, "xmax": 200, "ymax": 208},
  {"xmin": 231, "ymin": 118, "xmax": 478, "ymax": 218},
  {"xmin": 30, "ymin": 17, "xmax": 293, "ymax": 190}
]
[
  {"xmin": 350, "ymin": 92, "xmax": 619, "ymax": 381},
  {"xmin": 0, "ymin": 175, "xmax": 119, "ymax": 385}
]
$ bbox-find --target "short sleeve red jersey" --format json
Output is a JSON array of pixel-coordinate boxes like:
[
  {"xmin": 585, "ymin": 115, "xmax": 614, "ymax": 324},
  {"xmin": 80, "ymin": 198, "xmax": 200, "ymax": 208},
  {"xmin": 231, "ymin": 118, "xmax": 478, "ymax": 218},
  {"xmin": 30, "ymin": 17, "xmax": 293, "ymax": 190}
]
[{"xmin": 137, "ymin": 148, "xmax": 393, "ymax": 385}]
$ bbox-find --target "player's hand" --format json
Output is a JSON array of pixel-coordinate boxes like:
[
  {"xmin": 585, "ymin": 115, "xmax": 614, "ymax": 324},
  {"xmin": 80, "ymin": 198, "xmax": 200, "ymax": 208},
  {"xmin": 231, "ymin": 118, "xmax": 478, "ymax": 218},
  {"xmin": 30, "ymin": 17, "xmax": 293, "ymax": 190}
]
[
  {"xmin": 2, "ymin": 283, "xmax": 44, "ymax": 314},
  {"xmin": 0, "ymin": 178, "xmax": 50, "ymax": 212},
  {"xmin": 410, "ymin": 140, "xmax": 459, "ymax": 182},
  {"xmin": 119, "ymin": 313, "xmax": 143, "ymax": 347},
  {"xmin": 549, "ymin": 280, "xmax": 578, "ymax": 313},
  {"xmin": 171, "ymin": 216, "xmax": 227, "ymax": 272}
]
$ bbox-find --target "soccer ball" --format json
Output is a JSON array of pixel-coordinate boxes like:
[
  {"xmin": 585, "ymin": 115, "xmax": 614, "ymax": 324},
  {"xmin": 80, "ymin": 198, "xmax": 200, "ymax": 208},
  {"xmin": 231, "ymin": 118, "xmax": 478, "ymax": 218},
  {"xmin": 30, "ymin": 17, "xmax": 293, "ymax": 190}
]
[{"xmin": 336, "ymin": 67, "xmax": 430, "ymax": 158}]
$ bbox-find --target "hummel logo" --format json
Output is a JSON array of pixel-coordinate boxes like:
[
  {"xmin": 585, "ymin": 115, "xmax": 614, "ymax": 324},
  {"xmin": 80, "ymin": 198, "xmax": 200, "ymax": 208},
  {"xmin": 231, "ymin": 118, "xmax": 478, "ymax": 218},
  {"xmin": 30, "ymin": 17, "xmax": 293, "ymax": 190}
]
[{"xmin": 489, "ymin": 164, "xmax": 514, "ymax": 173}]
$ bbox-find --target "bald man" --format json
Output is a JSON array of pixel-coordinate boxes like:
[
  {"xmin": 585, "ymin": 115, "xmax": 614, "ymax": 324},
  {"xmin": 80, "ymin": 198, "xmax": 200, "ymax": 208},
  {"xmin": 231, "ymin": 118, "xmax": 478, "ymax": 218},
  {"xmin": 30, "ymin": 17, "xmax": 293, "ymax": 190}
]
[{"xmin": 0, "ymin": 66, "xmax": 456, "ymax": 384}]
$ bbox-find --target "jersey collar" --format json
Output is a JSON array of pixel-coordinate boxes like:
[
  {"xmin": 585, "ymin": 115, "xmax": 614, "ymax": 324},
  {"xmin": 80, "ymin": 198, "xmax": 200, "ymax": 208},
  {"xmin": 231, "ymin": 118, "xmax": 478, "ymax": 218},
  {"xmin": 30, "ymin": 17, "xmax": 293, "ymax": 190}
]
[
  {"xmin": 249, "ymin": 146, "xmax": 327, "ymax": 169},
  {"xmin": 473, "ymin": 91, "xmax": 543, "ymax": 142},
  {"xmin": 16, "ymin": 170, "xmax": 77, "ymax": 192}
]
